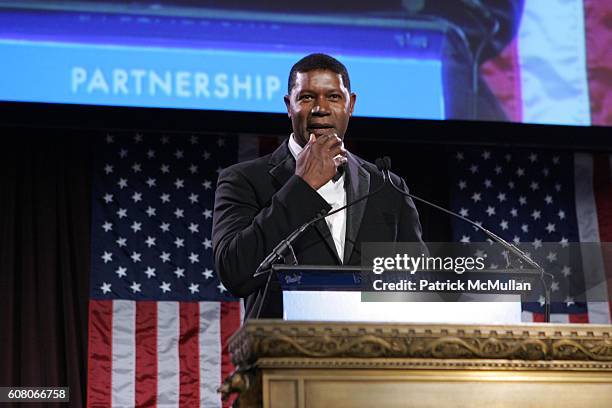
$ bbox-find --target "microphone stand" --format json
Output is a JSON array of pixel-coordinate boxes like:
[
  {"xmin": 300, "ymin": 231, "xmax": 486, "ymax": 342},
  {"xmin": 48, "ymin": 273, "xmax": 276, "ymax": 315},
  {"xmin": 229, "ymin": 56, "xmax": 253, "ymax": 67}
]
[{"xmin": 380, "ymin": 157, "xmax": 553, "ymax": 322}]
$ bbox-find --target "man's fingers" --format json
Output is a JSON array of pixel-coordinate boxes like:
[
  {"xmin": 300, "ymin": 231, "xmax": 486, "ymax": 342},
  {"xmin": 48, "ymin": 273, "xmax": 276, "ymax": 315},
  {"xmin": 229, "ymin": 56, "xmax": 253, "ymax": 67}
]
[{"xmin": 333, "ymin": 155, "xmax": 348, "ymax": 167}]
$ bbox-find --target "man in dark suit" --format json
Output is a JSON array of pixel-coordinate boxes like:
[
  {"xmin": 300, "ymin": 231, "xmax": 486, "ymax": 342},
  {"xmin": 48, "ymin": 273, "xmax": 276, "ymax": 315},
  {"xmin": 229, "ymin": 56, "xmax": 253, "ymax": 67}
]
[{"xmin": 212, "ymin": 53, "xmax": 425, "ymax": 318}]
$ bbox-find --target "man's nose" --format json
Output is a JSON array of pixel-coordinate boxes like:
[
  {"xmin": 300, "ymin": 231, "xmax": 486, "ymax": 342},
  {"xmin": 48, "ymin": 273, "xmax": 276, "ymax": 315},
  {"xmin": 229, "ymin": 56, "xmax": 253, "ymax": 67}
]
[{"xmin": 311, "ymin": 98, "xmax": 330, "ymax": 115}]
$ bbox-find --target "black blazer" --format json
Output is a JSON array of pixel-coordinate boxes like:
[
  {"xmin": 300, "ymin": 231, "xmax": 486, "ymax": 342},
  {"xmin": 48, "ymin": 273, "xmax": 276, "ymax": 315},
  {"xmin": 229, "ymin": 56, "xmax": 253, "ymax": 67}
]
[{"xmin": 212, "ymin": 141, "xmax": 425, "ymax": 318}]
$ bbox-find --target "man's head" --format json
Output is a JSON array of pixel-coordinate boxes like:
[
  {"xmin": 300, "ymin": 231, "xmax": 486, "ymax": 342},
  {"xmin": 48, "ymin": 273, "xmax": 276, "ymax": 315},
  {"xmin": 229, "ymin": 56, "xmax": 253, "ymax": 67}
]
[{"xmin": 284, "ymin": 53, "xmax": 356, "ymax": 147}]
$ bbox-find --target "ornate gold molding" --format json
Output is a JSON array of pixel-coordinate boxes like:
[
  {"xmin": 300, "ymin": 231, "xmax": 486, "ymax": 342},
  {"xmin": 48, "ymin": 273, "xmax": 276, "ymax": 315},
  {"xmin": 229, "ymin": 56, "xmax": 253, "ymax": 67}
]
[{"xmin": 229, "ymin": 321, "xmax": 612, "ymax": 366}]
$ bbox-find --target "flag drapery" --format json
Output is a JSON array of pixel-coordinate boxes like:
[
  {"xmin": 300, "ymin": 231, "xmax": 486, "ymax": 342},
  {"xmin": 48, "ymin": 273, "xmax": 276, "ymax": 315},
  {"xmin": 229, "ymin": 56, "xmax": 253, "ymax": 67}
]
[
  {"xmin": 87, "ymin": 133, "xmax": 241, "ymax": 408},
  {"xmin": 449, "ymin": 147, "xmax": 612, "ymax": 324}
]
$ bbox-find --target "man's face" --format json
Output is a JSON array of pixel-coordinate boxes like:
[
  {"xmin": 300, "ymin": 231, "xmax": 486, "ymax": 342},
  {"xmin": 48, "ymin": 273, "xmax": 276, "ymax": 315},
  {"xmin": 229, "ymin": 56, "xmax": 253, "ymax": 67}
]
[{"xmin": 284, "ymin": 69, "xmax": 356, "ymax": 147}]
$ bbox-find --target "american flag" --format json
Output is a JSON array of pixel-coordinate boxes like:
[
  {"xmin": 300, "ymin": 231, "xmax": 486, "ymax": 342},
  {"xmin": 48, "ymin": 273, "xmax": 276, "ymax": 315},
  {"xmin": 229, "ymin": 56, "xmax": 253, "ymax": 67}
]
[
  {"xmin": 450, "ymin": 147, "xmax": 612, "ymax": 323},
  {"xmin": 87, "ymin": 132, "xmax": 241, "ymax": 408}
]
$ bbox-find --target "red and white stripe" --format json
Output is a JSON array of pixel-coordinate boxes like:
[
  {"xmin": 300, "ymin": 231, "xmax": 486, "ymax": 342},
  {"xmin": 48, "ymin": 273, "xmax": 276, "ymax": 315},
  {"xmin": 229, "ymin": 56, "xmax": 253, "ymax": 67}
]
[{"xmin": 87, "ymin": 300, "xmax": 242, "ymax": 408}]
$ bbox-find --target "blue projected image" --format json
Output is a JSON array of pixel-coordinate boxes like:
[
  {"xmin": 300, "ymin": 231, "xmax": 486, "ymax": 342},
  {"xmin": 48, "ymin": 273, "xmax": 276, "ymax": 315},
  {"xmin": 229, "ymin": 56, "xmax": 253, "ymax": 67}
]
[{"xmin": 0, "ymin": 0, "xmax": 609, "ymax": 126}]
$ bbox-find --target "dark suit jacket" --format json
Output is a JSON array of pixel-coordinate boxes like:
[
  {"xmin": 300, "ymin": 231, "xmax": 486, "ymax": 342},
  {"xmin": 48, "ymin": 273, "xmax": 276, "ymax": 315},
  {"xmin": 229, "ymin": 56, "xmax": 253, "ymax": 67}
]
[{"xmin": 212, "ymin": 141, "xmax": 425, "ymax": 318}]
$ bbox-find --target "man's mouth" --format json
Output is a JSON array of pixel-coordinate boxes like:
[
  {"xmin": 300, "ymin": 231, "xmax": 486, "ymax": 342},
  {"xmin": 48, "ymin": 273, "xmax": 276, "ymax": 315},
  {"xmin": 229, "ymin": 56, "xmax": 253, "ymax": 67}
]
[{"xmin": 307, "ymin": 124, "xmax": 335, "ymax": 136}]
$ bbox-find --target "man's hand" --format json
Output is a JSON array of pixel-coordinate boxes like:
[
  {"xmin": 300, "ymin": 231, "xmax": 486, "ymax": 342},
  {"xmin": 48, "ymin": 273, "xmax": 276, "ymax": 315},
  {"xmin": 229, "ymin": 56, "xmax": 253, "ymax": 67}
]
[{"xmin": 295, "ymin": 133, "xmax": 348, "ymax": 190}]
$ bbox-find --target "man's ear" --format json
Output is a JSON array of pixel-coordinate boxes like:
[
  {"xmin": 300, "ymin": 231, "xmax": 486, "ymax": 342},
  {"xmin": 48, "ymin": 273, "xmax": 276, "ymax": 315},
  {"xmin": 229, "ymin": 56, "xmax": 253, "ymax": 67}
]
[
  {"xmin": 284, "ymin": 94, "xmax": 291, "ymax": 117},
  {"xmin": 348, "ymin": 92, "xmax": 357, "ymax": 116}
]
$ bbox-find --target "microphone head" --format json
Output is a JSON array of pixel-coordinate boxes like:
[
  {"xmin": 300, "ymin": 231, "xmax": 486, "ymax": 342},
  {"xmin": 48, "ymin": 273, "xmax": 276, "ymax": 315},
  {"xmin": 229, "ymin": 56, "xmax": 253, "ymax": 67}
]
[{"xmin": 383, "ymin": 156, "xmax": 392, "ymax": 171}]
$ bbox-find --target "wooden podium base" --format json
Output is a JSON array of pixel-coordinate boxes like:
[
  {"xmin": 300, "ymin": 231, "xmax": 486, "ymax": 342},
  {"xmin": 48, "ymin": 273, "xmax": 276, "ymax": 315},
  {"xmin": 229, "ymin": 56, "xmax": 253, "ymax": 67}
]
[{"xmin": 221, "ymin": 321, "xmax": 612, "ymax": 407}]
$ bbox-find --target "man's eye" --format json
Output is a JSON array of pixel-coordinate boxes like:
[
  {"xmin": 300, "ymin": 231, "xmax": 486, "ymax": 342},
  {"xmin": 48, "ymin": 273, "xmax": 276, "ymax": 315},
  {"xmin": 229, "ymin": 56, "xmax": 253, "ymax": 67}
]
[
  {"xmin": 329, "ymin": 94, "xmax": 341, "ymax": 100},
  {"xmin": 300, "ymin": 95, "xmax": 313, "ymax": 101}
]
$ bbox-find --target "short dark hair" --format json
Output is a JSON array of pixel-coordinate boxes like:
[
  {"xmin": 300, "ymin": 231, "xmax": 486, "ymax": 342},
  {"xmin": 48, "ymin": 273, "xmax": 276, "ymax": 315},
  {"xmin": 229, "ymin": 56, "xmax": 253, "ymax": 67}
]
[{"xmin": 287, "ymin": 53, "xmax": 351, "ymax": 94}]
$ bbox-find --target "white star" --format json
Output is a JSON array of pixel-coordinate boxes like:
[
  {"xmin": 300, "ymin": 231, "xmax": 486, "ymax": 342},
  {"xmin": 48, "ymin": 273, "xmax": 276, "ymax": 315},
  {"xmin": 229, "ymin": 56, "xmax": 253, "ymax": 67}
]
[
  {"xmin": 130, "ymin": 282, "xmax": 142, "ymax": 293},
  {"xmin": 132, "ymin": 192, "xmax": 142, "ymax": 203},
  {"xmin": 103, "ymin": 193, "xmax": 113, "ymax": 203},
  {"xmin": 565, "ymin": 296, "xmax": 574, "ymax": 307},
  {"xmin": 459, "ymin": 208, "xmax": 469, "ymax": 217},
  {"xmin": 203, "ymin": 268, "xmax": 214, "ymax": 279},
  {"xmin": 161, "ymin": 136, "xmax": 169, "ymax": 144},
  {"xmin": 489, "ymin": 263, "xmax": 498, "ymax": 269},
  {"xmin": 469, "ymin": 164, "xmax": 478, "ymax": 174},
  {"xmin": 533, "ymin": 238, "xmax": 542, "ymax": 249},
  {"xmin": 189, "ymin": 193, "xmax": 199, "ymax": 204},
  {"xmin": 160, "ymin": 164, "xmax": 170, "ymax": 174},
  {"xmin": 188, "ymin": 223, "xmax": 199, "ymax": 233},
  {"xmin": 538, "ymin": 295, "xmax": 546, "ymax": 307},
  {"xmin": 217, "ymin": 282, "xmax": 227, "ymax": 293},
  {"xmin": 561, "ymin": 266, "xmax": 571, "ymax": 277},
  {"xmin": 552, "ymin": 156, "xmax": 560, "ymax": 164},
  {"xmin": 190, "ymin": 135, "xmax": 199, "ymax": 144},
  {"xmin": 554, "ymin": 183, "xmax": 562, "ymax": 192},
  {"xmin": 132, "ymin": 162, "xmax": 142, "ymax": 173},
  {"xmin": 558, "ymin": 210, "xmax": 566, "ymax": 220},
  {"xmin": 217, "ymin": 137, "xmax": 225, "ymax": 147},
  {"xmin": 518, "ymin": 196, "xmax": 527, "ymax": 205},
  {"xmin": 500, "ymin": 220, "xmax": 508, "ymax": 230},
  {"xmin": 174, "ymin": 149, "xmax": 184, "ymax": 159},
  {"xmin": 521, "ymin": 224, "xmax": 528, "ymax": 233},
  {"xmin": 545, "ymin": 223, "xmax": 556, "ymax": 233},
  {"xmin": 456, "ymin": 151, "xmax": 464, "ymax": 160},
  {"xmin": 160, "ymin": 222, "xmax": 170, "ymax": 232},
  {"xmin": 203, "ymin": 180, "xmax": 212, "ymax": 190},
  {"xmin": 131, "ymin": 251, "xmax": 142, "ymax": 263},
  {"xmin": 146, "ymin": 206, "xmax": 156, "ymax": 217},
  {"xmin": 458, "ymin": 180, "xmax": 467, "ymax": 190},
  {"xmin": 104, "ymin": 164, "xmax": 114, "ymax": 174},
  {"xmin": 494, "ymin": 165, "xmax": 502, "ymax": 175},
  {"xmin": 134, "ymin": 133, "xmax": 143, "ymax": 143},
  {"xmin": 102, "ymin": 221, "xmax": 113, "ymax": 232},
  {"xmin": 116, "ymin": 237, "xmax": 127, "ymax": 247},
  {"xmin": 174, "ymin": 237, "xmax": 184, "ymax": 248},
  {"xmin": 529, "ymin": 153, "xmax": 538, "ymax": 163},
  {"xmin": 510, "ymin": 208, "xmax": 518, "ymax": 217},
  {"xmin": 505, "ymin": 154, "xmax": 512, "ymax": 162},
  {"xmin": 203, "ymin": 238, "xmax": 212, "ymax": 249},
  {"xmin": 460, "ymin": 235, "xmax": 471, "ymax": 243},
  {"xmin": 100, "ymin": 282, "xmax": 112, "ymax": 294},
  {"xmin": 189, "ymin": 164, "xmax": 198, "ymax": 174},
  {"xmin": 203, "ymin": 150, "xmax": 211, "ymax": 160},
  {"xmin": 174, "ymin": 178, "xmax": 184, "ymax": 189},
  {"xmin": 145, "ymin": 236, "xmax": 156, "ymax": 247},
  {"xmin": 485, "ymin": 206, "xmax": 496, "ymax": 216},
  {"xmin": 512, "ymin": 236, "xmax": 520, "ymax": 244},
  {"xmin": 529, "ymin": 181, "xmax": 539, "ymax": 191},
  {"xmin": 484, "ymin": 179, "xmax": 492, "ymax": 188},
  {"xmin": 131, "ymin": 221, "xmax": 142, "ymax": 233},
  {"xmin": 119, "ymin": 148, "xmax": 128, "ymax": 158},
  {"xmin": 174, "ymin": 268, "xmax": 185, "ymax": 278},
  {"xmin": 115, "ymin": 266, "xmax": 127, "ymax": 278},
  {"xmin": 102, "ymin": 251, "xmax": 113, "ymax": 263},
  {"xmin": 497, "ymin": 193, "xmax": 506, "ymax": 202},
  {"xmin": 471, "ymin": 192, "xmax": 481, "ymax": 202},
  {"xmin": 203, "ymin": 209, "xmax": 213, "ymax": 219},
  {"xmin": 105, "ymin": 134, "xmax": 114, "ymax": 144},
  {"xmin": 117, "ymin": 208, "xmax": 127, "ymax": 219},
  {"xmin": 542, "ymin": 168, "xmax": 550, "ymax": 177},
  {"xmin": 482, "ymin": 150, "xmax": 491, "ymax": 160},
  {"xmin": 160, "ymin": 193, "xmax": 170, "ymax": 203},
  {"xmin": 551, "ymin": 281, "xmax": 560, "ymax": 292},
  {"xmin": 160, "ymin": 252, "xmax": 171, "ymax": 263},
  {"xmin": 174, "ymin": 208, "xmax": 184, "ymax": 218},
  {"xmin": 147, "ymin": 149, "xmax": 156, "ymax": 159},
  {"xmin": 546, "ymin": 252, "xmax": 557, "ymax": 262},
  {"xmin": 146, "ymin": 177, "xmax": 156, "ymax": 187},
  {"xmin": 144, "ymin": 267, "xmax": 156, "ymax": 278},
  {"xmin": 531, "ymin": 210, "xmax": 541, "ymax": 220},
  {"xmin": 117, "ymin": 178, "xmax": 128, "ymax": 189},
  {"xmin": 560, "ymin": 237, "xmax": 569, "ymax": 248},
  {"xmin": 189, "ymin": 252, "xmax": 200, "ymax": 264},
  {"xmin": 544, "ymin": 195, "xmax": 553, "ymax": 204},
  {"xmin": 160, "ymin": 281, "xmax": 171, "ymax": 293},
  {"xmin": 516, "ymin": 168, "xmax": 525, "ymax": 177},
  {"xmin": 508, "ymin": 181, "xmax": 515, "ymax": 189},
  {"xmin": 188, "ymin": 283, "xmax": 200, "ymax": 294}
]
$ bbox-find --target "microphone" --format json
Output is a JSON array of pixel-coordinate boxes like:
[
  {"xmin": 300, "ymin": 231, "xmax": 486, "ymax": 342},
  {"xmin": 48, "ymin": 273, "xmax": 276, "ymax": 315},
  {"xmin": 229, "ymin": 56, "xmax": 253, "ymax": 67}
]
[
  {"xmin": 253, "ymin": 158, "xmax": 390, "ymax": 278},
  {"xmin": 379, "ymin": 156, "xmax": 553, "ymax": 323}
]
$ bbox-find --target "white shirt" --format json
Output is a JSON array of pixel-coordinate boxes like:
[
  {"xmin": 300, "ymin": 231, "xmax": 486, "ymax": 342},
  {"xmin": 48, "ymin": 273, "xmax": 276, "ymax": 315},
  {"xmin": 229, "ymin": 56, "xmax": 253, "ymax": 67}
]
[{"xmin": 288, "ymin": 134, "xmax": 347, "ymax": 263}]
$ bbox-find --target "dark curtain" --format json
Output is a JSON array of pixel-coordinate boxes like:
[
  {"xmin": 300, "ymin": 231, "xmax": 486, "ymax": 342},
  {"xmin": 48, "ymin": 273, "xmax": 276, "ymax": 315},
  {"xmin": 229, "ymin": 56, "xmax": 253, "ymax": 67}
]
[{"xmin": 0, "ymin": 129, "xmax": 92, "ymax": 407}]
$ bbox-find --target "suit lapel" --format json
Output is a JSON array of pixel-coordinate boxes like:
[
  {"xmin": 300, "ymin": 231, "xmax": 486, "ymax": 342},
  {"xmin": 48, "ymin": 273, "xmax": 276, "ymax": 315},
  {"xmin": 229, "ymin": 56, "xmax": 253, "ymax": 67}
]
[
  {"xmin": 268, "ymin": 141, "xmax": 341, "ymax": 263},
  {"xmin": 343, "ymin": 153, "xmax": 369, "ymax": 263}
]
